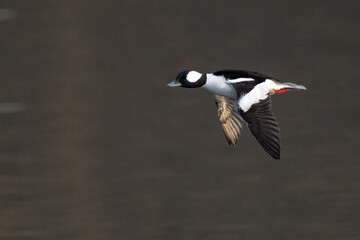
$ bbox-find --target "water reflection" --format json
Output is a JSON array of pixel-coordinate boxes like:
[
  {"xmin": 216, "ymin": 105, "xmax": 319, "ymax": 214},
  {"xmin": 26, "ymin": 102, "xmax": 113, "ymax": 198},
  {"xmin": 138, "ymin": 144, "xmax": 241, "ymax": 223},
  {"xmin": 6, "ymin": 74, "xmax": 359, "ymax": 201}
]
[
  {"xmin": 0, "ymin": 9, "xmax": 16, "ymax": 21},
  {"xmin": 0, "ymin": 102, "xmax": 26, "ymax": 114}
]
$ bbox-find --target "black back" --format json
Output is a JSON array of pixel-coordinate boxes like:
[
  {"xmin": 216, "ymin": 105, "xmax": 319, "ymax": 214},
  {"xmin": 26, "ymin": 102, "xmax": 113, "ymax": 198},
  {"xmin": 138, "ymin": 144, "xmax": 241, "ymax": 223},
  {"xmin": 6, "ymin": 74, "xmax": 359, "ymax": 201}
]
[
  {"xmin": 214, "ymin": 70, "xmax": 276, "ymax": 95},
  {"xmin": 213, "ymin": 70, "xmax": 274, "ymax": 81}
]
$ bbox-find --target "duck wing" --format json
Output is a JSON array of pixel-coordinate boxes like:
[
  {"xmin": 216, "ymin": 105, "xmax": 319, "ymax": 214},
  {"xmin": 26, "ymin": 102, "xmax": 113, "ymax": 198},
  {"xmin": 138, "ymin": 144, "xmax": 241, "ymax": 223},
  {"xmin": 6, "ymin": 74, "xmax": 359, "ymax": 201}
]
[
  {"xmin": 238, "ymin": 96, "xmax": 281, "ymax": 160},
  {"xmin": 214, "ymin": 95, "xmax": 244, "ymax": 146}
]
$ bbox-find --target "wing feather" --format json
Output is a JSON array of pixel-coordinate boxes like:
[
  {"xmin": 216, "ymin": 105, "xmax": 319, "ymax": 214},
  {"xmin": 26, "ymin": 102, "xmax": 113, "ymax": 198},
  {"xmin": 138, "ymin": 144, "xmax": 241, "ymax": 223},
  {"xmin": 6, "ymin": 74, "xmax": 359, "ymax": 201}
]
[
  {"xmin": 214, "ymin": 95, "xmax": 244, "ymax": 146},
  {"xmin": 239, "ymin": 97, "xmax": 281, "ymax": 160}
]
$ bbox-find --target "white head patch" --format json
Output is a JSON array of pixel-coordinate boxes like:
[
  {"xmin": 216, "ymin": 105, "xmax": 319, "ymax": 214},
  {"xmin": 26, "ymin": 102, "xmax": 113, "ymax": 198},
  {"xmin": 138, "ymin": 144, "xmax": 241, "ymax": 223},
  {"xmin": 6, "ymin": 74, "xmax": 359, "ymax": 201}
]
[{"xmin": 187, "ymin": 71, "xmax": 202, "ymax": 83}]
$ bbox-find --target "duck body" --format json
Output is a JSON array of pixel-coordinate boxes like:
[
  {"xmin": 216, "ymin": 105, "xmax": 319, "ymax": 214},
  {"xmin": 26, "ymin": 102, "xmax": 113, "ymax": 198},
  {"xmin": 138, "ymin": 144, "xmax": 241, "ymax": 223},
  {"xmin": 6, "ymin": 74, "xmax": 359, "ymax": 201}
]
[{"xmin": 168, "ymin": 69, "xmax": 306, "ymax": 160}]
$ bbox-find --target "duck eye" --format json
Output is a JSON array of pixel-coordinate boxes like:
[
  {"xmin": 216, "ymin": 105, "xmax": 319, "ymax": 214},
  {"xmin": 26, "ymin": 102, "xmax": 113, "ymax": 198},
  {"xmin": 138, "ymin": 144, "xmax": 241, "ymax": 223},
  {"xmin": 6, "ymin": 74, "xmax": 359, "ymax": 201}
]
[{"xmin": 176, "ymin": 71, "xmax": 188, "ymax": 80}]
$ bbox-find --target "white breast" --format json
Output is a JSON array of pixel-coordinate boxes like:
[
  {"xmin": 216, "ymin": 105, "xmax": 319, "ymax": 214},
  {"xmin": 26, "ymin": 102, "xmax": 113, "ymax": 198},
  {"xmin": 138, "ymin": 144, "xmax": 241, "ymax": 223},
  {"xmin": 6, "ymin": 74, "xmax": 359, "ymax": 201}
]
[{"xmin": 202, "ymin": 74, "xmax": 237, "ymax": 99}]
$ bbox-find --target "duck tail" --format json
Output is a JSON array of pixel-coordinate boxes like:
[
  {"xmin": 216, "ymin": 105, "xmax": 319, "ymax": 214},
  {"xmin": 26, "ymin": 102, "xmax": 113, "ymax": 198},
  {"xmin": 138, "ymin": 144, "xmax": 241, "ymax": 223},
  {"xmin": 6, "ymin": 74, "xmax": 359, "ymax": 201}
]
[{"xmin": 275, "ymin": 82, "xmax": 306, "ymax": 93}]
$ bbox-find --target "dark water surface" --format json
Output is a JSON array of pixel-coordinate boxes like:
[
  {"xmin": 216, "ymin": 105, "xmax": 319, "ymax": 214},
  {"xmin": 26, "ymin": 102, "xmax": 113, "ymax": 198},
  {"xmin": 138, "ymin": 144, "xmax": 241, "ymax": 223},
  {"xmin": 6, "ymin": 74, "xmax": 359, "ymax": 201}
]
[{"xmin": 0, "ymin": 1, "xmax": 359, "ymax": 239}]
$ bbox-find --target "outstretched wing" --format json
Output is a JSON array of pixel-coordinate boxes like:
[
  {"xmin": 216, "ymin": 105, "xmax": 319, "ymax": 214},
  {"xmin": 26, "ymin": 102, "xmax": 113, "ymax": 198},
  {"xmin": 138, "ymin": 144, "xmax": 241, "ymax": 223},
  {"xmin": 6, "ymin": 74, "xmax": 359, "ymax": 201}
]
[
  {"xmin": 239, "ymin": 96, "xmax": 281, "ymax": 159},
  {"xmin": 214, "ymin": 95, "xmax": 244, "ymax": 146}
]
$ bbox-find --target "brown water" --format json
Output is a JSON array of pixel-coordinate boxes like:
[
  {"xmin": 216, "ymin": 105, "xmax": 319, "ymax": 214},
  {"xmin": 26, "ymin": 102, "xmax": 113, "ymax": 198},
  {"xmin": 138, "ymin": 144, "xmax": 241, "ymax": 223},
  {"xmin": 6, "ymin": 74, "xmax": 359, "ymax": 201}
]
[{"xmin": 0, "ymin": 1, "xmax": 359, "ymax": 239}]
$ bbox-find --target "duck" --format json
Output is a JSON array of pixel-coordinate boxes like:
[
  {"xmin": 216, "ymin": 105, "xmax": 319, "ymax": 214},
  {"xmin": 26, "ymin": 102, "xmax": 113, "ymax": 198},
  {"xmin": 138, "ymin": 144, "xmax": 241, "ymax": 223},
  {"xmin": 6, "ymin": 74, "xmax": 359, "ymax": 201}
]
[{"xmin": 168, "ymin": 70, "xmax": 306, "ymax": 160}]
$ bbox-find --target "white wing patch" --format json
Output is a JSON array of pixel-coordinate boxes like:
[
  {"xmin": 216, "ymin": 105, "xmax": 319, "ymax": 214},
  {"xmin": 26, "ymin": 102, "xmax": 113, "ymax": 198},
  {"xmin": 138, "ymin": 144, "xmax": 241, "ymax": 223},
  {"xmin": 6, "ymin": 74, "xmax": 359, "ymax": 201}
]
[
  {"xmin": 228, "ymin": 78, "xmax": 254, "ymax": 83},
  {"xmin": 239, "ymin": 80, "xmax": 275, "ymax": 112},
  {"xmin": 187, "ymin": 71, "xmax": 202, "ymax": 82}
]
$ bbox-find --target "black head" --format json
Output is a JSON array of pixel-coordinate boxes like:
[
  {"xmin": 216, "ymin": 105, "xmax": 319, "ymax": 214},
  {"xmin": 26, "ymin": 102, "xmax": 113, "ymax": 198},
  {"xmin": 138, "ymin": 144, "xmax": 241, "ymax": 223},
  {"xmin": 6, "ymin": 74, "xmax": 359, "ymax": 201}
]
[{"xmin": 168, "ymin": 70, "xmax": 206, "ymax": 88}]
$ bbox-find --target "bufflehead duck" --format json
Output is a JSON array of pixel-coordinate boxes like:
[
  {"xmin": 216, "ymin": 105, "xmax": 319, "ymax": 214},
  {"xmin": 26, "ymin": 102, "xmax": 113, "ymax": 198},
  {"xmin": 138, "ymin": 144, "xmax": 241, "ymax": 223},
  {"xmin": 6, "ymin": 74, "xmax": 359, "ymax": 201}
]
[{"xmin": 168, "ymin": 70, "xmax": 306, "ymax": 160}]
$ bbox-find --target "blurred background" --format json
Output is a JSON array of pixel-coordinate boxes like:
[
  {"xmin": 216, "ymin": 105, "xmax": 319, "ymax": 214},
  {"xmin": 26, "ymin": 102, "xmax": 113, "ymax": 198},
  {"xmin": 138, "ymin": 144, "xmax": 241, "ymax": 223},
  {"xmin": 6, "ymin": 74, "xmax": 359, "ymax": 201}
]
[{"xmin": 0, "ymin": 1, "xmax": 359, "ymax": 239}]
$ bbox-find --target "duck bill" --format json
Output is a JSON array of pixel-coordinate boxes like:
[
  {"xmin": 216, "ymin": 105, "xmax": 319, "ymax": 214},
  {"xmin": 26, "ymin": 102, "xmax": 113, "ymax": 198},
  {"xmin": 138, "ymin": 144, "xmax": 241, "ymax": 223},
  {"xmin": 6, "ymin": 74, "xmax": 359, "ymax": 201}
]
[{"xmin": 167, "ymin": 80, "xmax": 181, "ymax": 87}]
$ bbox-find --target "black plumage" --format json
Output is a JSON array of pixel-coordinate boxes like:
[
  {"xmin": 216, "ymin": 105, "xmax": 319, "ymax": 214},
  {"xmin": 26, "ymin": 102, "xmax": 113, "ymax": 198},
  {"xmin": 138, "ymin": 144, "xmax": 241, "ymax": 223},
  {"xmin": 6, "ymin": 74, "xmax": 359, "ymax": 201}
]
[{"xmin": 239, "ymin": 97, "xmax": 280, "ymax": 160}]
